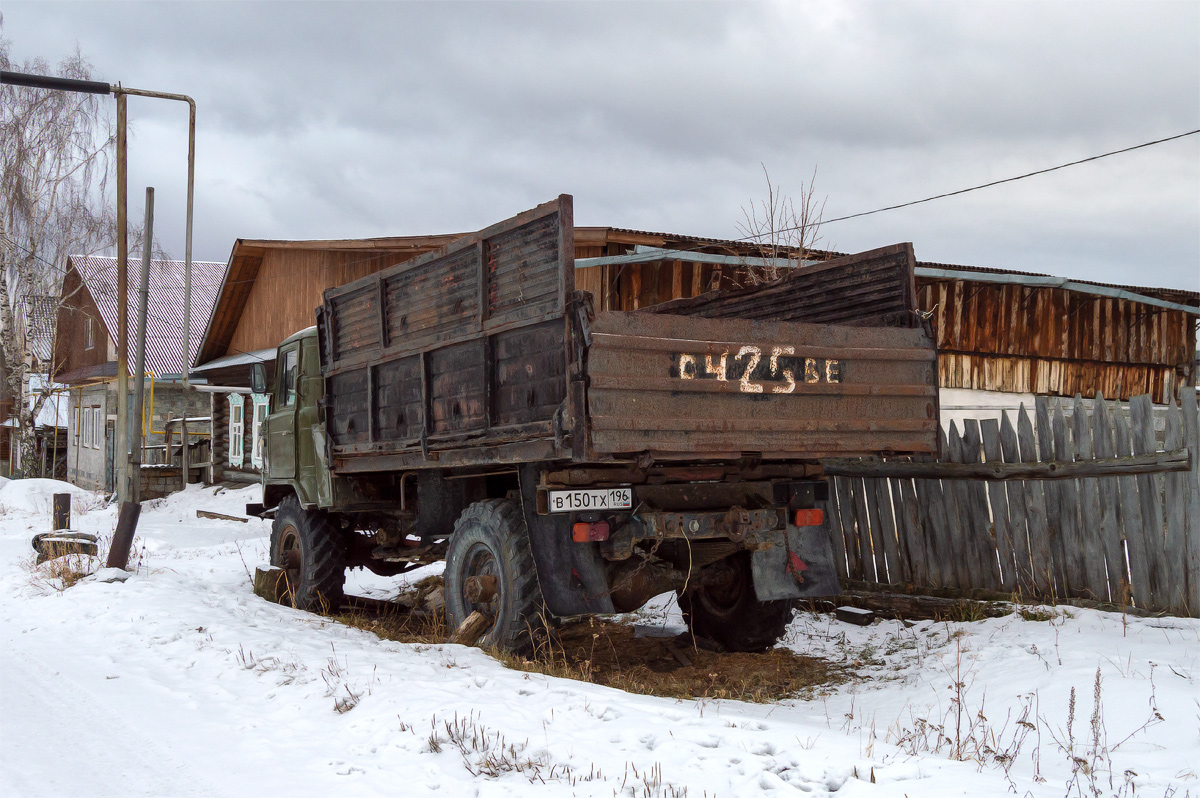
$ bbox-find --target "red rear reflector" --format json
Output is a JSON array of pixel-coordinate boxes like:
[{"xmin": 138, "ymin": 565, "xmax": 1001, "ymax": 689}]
[
  {"xmin": 572, "ymin": 521, "xmax": 611, "ymax": 542},
  {"xmin": 793, "ymin": 509, "xmax": 824, "ymax": 527}
]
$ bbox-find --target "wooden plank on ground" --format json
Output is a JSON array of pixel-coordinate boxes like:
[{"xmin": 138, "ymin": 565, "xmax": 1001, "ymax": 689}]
[
  {"xmin": 1113, "ymin": 403, "xmax": 1152, "ymax": 610},
  {"xmin": 1072, "ymin": 394, "xmax": 1111, "ymax": 601},
  {"xmin": 1163, "ymin": 401, "xmax": 1188, "ymax": 615},
  {"xmin": 1091, "ymin": 393, "xmax": 1128, "ymax": 604},
  {"xmin": 1131, "ymin": 394, "xmax": 1168, "ymax": 611},
  {"xmin": 1035, "ymin": 398, "xmax": 1067, "ymax": 598},
  {"xmin": 980, "ymin": 419, "xmax": 1017, "ymax": 591},
  {"xmin": 1000, "ymin": 412, "xmax": 1036, "ymax": 596},
  {"xmin": 197, "ymin": 509, "xmax": 250, "ymax": 523},
  {"xmin": 1181, "ymin": 387, "xmax": 1200, "ymax": 618},
  {"xmin": 961, "ymin": 419, "xmax": 1000, "ymax": 589},
  {"xmin": 1052, "ymin": 401, "xmax": 1087, "ymax": 599},
  {"xmin": 1021, "ymin": 405, "xmax": 1055, "ymax": 598}
]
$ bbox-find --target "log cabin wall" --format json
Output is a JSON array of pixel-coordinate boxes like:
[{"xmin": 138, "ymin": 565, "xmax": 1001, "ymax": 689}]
[
  {"xmin": 918, "ymin": 277, "xmax": 1197, "ymax": 403},
  {"xmin": 53, "ymin": 264, "xmax": 112, "ymax": 379},
  {"xmin": 225, "ymin": 249, "xmax": 422, "ymax": 357},
  {"xmin": 202, "ymin": 229, "xmax": 804, "ymax": 365}
]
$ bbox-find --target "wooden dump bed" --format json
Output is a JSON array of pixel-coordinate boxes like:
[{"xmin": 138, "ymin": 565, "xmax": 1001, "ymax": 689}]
[{"xmin": 317, "ymin": 195, "xmax": 938, "ymax": 473}]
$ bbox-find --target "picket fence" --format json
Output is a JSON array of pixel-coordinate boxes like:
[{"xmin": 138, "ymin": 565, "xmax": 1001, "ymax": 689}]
[{"xmin": 826, "ymin": 388, "xmax": 1200, "ymax": 617}]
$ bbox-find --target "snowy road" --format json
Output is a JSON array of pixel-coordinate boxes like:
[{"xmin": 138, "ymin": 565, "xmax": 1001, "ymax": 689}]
[{"xmin": 1, "ymin": 479, "xmax": 1197, "ymax": 797}]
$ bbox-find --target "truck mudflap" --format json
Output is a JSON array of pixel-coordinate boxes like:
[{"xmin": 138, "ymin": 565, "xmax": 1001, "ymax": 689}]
[
  {"xmin": 519, "ymin": 465, "xmax": 616, "ymax": 616},
  {"xmin": 750, "ymin": 504, "xmax": 841, "ymax": 601}
]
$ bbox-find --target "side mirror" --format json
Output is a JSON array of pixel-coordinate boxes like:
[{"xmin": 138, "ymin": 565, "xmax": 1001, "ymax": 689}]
[{"xmin": 250, "ymin": 362, "xmax": 267, "ymax": 395}]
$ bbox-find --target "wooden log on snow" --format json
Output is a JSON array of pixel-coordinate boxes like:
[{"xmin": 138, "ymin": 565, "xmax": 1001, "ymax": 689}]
[
  {"xmin": 254, "ymin": 566, "xmax": 289, "ymax": 604},
  {"xmin": 197, "ymin": 510, "xmax": 250, "ymax": 523},
  {"xmin": 449, "ymin": 610, "xmax": 493, "ymax": 647}
]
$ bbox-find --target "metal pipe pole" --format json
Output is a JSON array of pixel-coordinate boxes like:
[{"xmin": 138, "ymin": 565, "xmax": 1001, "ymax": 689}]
[
  {"xmin": 184, "ymin": 100, "xmax": 194, "ymax": 388},
  {"xmin": 113, "ymin": 87, "xmax": 196, "ymax": 389},
  {"xmin": 130, "ymin": 187, "xmax": 154, "ymax": 503},
  {"xmin": 115, "ymin": 91, "xmax": 130, "ymax": 503}
]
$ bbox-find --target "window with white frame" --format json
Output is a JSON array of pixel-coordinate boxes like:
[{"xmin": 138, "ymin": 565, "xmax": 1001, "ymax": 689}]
[
  {"xmin": 228, "ymin": 394, "xmax": 245, "ymax": 467},
  {"xmin": 250, "ymin": 393, "xmax": 270, "ymax": 469},
  {"xmin": 84, "ymin": 317, "xmax": 95, "ymax": 350},
  {"xmin": 90, "ymin": 407, "xmax": 102, "ymax": 449},
  {"xmin": 82, "ymin": 407, "xmax": 92, "ymax": 448}
]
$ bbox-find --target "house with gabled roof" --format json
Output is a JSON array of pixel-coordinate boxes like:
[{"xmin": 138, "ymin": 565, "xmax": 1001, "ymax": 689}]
[{"xmin": 54, "ymin": 255, "xmax": 223, "ymax": 493}]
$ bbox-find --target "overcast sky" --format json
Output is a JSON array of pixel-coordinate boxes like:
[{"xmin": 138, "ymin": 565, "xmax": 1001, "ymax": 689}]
[{"xmin": 4, "ymin": 1, "xmax": 1198, "ymax": 291}]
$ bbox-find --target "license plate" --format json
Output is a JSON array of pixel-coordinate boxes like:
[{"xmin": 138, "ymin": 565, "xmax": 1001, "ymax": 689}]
[{"xmin": 547, "ymin": 487, "xmax": 633, "ymax": 513}]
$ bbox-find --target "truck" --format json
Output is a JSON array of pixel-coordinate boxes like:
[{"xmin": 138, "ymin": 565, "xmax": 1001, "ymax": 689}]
[{"xmin": 249, "ymin": 195, "xmax": 939, "ymax": 653}]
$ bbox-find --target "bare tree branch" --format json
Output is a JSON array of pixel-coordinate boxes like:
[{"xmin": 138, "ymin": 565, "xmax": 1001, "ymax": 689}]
[{"xmin": 735, "ymin": 164, "xmax": 828, "ymax": 284}]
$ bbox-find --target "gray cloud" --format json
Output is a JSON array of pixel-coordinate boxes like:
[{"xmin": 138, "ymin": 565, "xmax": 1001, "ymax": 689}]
[{"xmin": 4, "ymin": 0, "xmax": 1197, "ymax": 290}]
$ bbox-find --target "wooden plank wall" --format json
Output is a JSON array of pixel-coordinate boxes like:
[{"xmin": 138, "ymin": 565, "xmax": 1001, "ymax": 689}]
[
  {"xmin": 226, "ymin": 249, "xmax": 416, "ymax": 357},
  {"xmin": 919, "ymin": 279, "xmax": 1195, "ymax": 402},
  {"xmin": 828, "ymin": 388, "xmax": 1200, "ymax": 617},
  {"xmin": 575, "ymin": 261, "xmax": 718, "ymax": 313}
]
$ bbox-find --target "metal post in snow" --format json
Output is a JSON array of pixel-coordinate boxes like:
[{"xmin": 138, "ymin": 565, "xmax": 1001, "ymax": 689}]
[
  {"xmin": 115, "ymin": 91, "xmax": 130, "ymax": 503},
  {"xmin": 130, "ymin": 187, "xmax": 153, "ymax": 502}
]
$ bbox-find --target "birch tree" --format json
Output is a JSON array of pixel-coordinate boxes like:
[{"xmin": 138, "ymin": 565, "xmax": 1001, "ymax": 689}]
[{"xmin": 1, "ymin": 23, "xmax": 114, "ymax": 476}]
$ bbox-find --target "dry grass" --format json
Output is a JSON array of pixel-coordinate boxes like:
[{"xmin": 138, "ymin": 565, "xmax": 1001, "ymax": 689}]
[
  {"xmin": 497, "ymin": 617, "xmax": 850, "ymax": 703},
  {"xmin": 331, "ymin": 576, "xmax": 449, "ymax": 645},
  {"xmin": 26, "ymin": 552, "xmax": 99, "ymax": 592},
  {"xmin": 331, "ymin": 577, "xmax": 848, "ymax": 703}
]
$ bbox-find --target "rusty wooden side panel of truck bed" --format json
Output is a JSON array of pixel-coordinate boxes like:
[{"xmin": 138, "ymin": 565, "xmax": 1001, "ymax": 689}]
[
  {"xmin": 318, "ymin": 195, "xmax": 938, "ymax": 473},
  {"xmin": 585, "ymin": 311, "xmax": 937, "ymax": 459}
]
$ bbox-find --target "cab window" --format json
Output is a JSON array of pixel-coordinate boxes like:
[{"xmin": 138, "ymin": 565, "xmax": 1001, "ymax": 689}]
[{"xmin": 278, "ymin": 347, "xmax": 299, "ymax": 407}]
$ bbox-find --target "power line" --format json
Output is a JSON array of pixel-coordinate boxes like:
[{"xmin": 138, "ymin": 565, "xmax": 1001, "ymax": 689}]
[{"xmin": 776, "ymin": 129, "xmax": 1200, "ymax": 234}]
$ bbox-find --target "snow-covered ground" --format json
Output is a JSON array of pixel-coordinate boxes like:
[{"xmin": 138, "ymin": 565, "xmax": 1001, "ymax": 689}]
[{"xmin": 0, "ymin": 479, "xmax": 1196, "ymax": 797}]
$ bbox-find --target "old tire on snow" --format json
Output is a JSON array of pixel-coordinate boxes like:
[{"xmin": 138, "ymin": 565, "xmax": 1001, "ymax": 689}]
[
  {"xmin": 677, "ymin": 551, "xmax": 794, "ymax": 652},
  {"xmin": 270, "ymin": 495, "xmax": 346, "ymax": 612},
  {"xmin": 444, "ymin": 499, "xmax": 546, "ymax": 654}
]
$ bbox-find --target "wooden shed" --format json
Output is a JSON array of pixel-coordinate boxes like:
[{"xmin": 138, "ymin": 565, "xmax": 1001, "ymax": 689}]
[{"xmin": 915, "ymin": 264, "xmax": 1198, "ymax": 404}]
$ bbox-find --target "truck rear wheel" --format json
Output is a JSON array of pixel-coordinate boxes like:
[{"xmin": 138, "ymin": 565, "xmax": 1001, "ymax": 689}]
[
  {"xmin": 444, "ymin": 499, "xmax": 546, "ymax": 655},
  {"xmin": 677, "ymin": 552, "xmax": 794, "ymax": 652},
  {"xmin": 270, "ymin": 495, "xmax": 346, "ymax": 613}
]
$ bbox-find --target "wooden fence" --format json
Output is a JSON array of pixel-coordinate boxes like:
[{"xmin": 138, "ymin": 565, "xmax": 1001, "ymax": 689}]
[{"xmin": 825, "ymin": 388, "xmax": 1200, "ymax": 617}]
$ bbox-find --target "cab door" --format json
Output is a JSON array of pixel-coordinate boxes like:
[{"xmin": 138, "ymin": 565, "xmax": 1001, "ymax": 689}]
[{"xmin": 266, "ymin": 343, "xmax": 300, "ymax": 480}]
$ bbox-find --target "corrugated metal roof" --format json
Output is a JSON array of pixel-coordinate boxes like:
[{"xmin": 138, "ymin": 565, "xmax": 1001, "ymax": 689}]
[
  {"xmin": 71, "ymin": 256, "xmax": 224, "ymax": 376},
  {"xmin": 189, "ymin": 347, "xmax": 274, "ymax": 373},
  {"xmin": 21, "ymin": 296, "xmax": 57, "ymax": 361},
  {"xmin": 915, "ymin": 260, "xmax": 1199, "ymax": 306}
]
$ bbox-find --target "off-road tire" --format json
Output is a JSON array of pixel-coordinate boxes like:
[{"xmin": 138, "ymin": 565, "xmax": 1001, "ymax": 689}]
[
  {"xmin": 677, "ymin": 552, "xmax": 794, "ymax": 652},
  {"xmin": 444, "ymin": 499, "xmax": 546, "ymax": 655},
  {"xmin": 270, "ymin": 495, "xmax": 346, "ymax": 613}
]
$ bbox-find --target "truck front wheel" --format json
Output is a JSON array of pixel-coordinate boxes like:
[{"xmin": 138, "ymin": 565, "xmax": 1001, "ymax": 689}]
[
  {"xmin": 444, "ymin": 499, "xmax": 546, "ymax": 654},
  {"xmin": 270, "ymin": 495, "xmax": 346, "ymax": 612},
  {"xmin": 677, "ymin": 552, "xmax": 794, "ymax": 652}
]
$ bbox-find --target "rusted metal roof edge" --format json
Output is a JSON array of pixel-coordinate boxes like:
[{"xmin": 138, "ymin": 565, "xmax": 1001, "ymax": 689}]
[
  {"xmin": 574, "ymin": 249, "xmax": 816, "ymax": 270},
  {"xmin": 915, "ymin": 266, "xmax": 1200, "ymax": 315}
]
